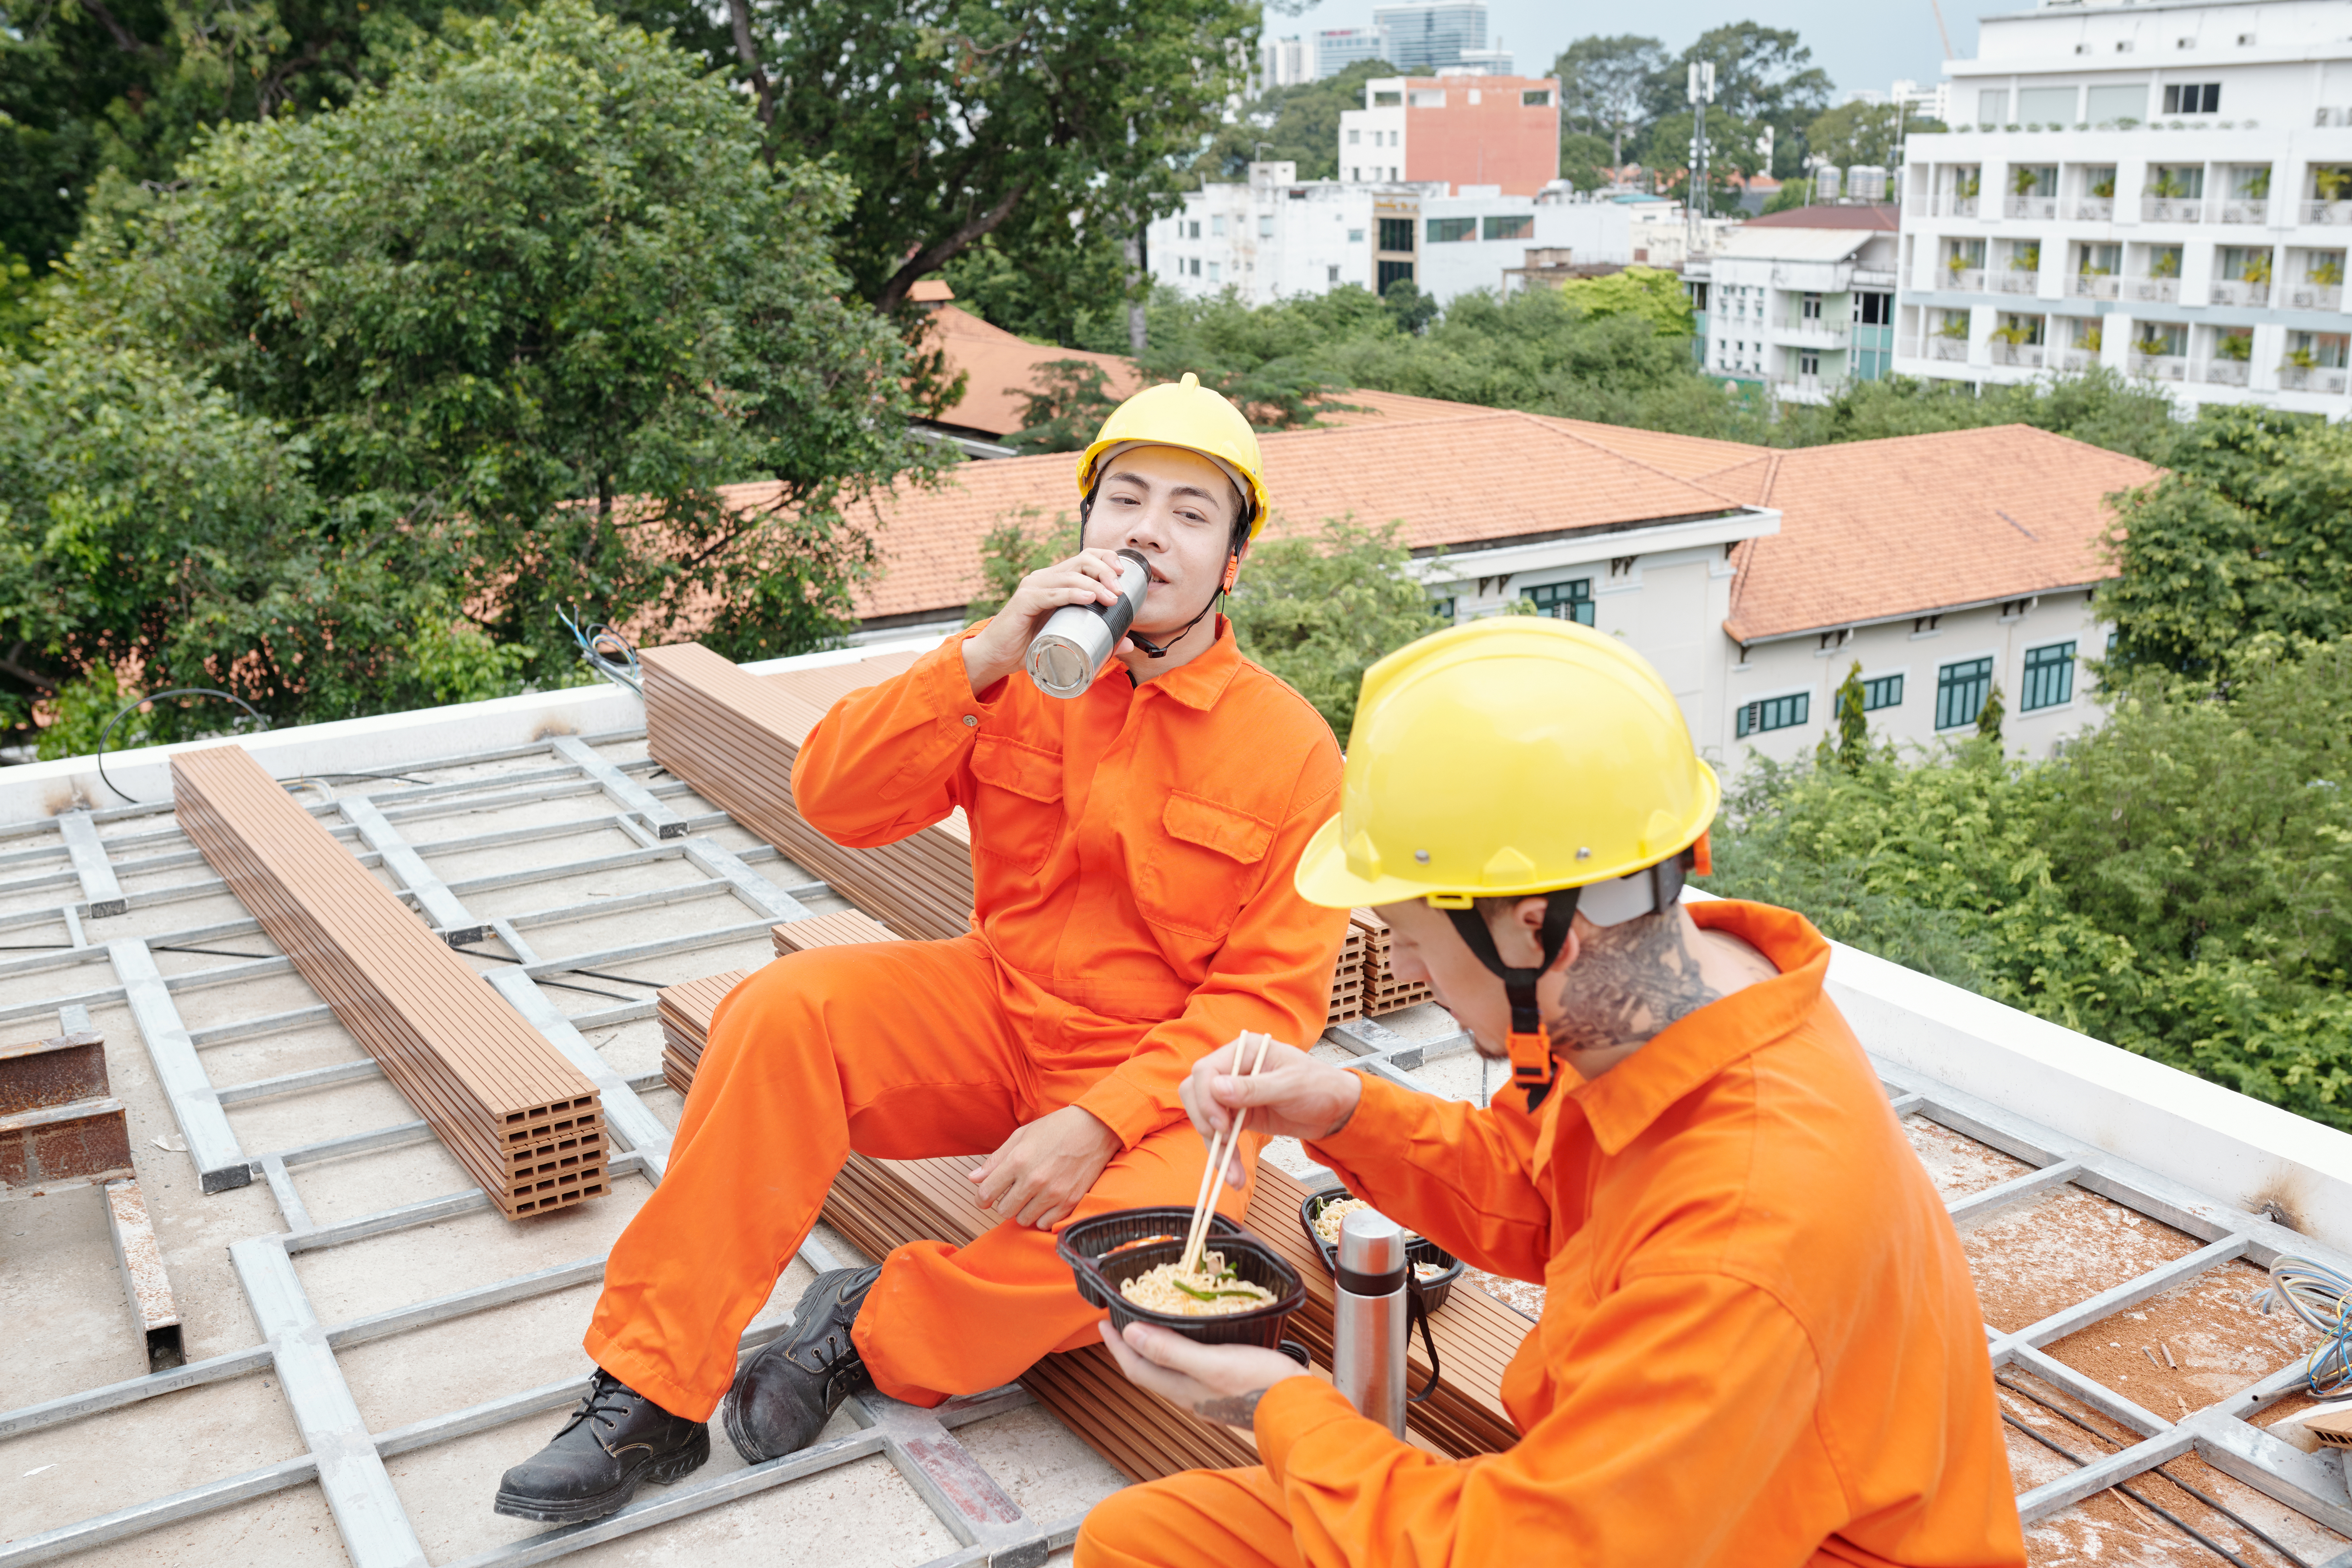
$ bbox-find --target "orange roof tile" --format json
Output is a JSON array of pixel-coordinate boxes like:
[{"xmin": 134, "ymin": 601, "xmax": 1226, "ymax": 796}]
[
  {"xmin": 722, "ymin": 408, "xmax": 1752, "ymax": 624},
  {"xmin": 1721, "ymin": 424, "xmax": 2162, "ymax": 644},
  {"xmin": 924, "ymin": 305, "xmax": 1142, "ymax": 439}
]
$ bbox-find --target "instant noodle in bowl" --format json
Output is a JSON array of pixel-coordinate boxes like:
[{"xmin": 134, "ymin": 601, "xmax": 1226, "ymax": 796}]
[{"xmin": 1118, "ymin": 1249, "xmax": 1277, "ymax": 1318}]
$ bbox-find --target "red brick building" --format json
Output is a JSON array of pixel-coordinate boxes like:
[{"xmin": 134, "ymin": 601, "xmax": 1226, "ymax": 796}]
[{"xmin": 1337, "ymin": 74, "xmax": 1561, "ymax": 196}]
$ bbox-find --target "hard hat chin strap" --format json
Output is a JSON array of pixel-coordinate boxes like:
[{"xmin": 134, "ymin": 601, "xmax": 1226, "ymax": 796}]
[{"xmin": 1443, "ymin": 889, "xmax": 1579, "ymax": 1112}]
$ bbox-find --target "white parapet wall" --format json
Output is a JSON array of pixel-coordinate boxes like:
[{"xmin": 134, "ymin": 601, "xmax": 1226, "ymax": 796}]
[
  {"xmin": 1828, "ymin": 934, "xmax": 2352, "ymax": 1253},
  {"xmin": 0, "ymin": 634, "xmax": 953, "ymax": 825}
]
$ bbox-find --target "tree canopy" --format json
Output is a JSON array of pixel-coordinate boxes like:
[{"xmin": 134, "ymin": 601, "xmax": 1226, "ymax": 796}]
[
  {"xmin": 1551, "ymin": 35, "xmax": 1666, "ymax": 170},
  {"xmin": 12, "ymin": 0, "xmax": 931, "ymax": 733},
  {"xmin": 1803, "ymin": 100, "xmax": 1946, "ymax": 173}
]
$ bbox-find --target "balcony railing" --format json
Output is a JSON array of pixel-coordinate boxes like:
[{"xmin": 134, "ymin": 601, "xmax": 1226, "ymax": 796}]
[
  {"xmin": 2059, "ymin": 347, "xmax": 2100, "ymax": 372},
  {"xmin": 1992, "ymin": 271, "xmax": 2042, "ymax": 295},
  {"xmin": 2208, "ymin": 280, "xmax": 2271, "ymax": 306},
  {"xmin": 2280, "ymin": 364, "xmax": 2350, "ymax": 393},
  {"xmin": 2216, "ymin": 199, "xmax": 2269, "ymax": 224},
  {"xmin": 1783, "ymin": 317, "xmax": 1851, "ymax": 345},
  {"xmin": 2131, "ymin": 352, "xmax": 2189, "ymax": 381},
  {"xmin": 1944, "ymin": 267, "xmax": 1986, "ymax": 292},
  {"xmin": 2202, "ymin": 359, "xmax": 2251, "ymax": 385},
  {"xmin": 2006, "ymin": 196, "xmax": 2058, "ymax": 220},
  {"xmin": 2073, "ymin": 198, "xmax": 2114, "ymax": 221},
  {"xmin": 1989, "ymin": 341, "xmax": 2045, "ymax": 368},
  {"xmin": 1929, "ymin": 337, "xmax": 1972, "ymax": 361},
  {"xmin": 2070, "ymin": 274, "xmax": 2121, "ymax": 300},
  {"xmin": 2284, "ymin": 283, "xmax": 2345, "ymax": 310},
  {"xmin": 1936, "ymin": 194, "xmax": 1980, "ymax": 217},
  {"xmin": 2141, "ymin": 197, "xmax": 2203, "ymax": 222},
  {"xmin": 2125, "ymin": 277, "xmax": 2181, "ymax": 303}
]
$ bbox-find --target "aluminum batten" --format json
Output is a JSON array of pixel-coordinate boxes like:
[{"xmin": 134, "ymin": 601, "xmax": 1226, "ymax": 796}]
[{"xmin": 1, "ymin": 715, "xmax": 2349, "ymax": 1564}]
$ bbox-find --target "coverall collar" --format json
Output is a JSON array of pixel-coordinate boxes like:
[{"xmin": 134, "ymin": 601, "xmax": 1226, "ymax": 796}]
[
  {"xmin": 1099, "ymin": 614, "xmax": 1243, "ymax": 710},
  {"xmin": 1538, "ymin": 900, "xmax": 1833, "ymax": 1163}
]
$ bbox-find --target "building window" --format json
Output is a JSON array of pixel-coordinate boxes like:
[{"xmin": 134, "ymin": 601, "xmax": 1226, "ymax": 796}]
[
  {"xmin": 1857, "ymin": 291, "xmax": 1893, "ymax": 325},
  {"xmin": 1799, "ymin": 352, "xmax": 1820, "ymax": 376},
  {"xmin": 1347, "ymin": 228, "xmax": 1365, "ymax": 243},
  {"xmin": 1523, "ymin": 579, "xmax": 1593, "ymax": 625},
  {"xmin": 1522, "ymin": 89, "xmax": 1552, "ymax": 107},
  {"xmin": 1258, "ymin": 215, "xmax": 1274, "ymax": 237},
  {"xmin": 1188, "ymin": 258, "xmax": 1201, "ymax": 276},
  {"xmin": 1327, "ymin": 264, "xmax": 1341, "ymax": 284},
  {"xmin": 1376, "ymin": 259, "xmax": 1415, "ymax": 291},
  {"xmin": 1348, "ymin": 129, "xmax": 1361, "ymax": 145},
  {"xmin": 1207, "ymin": 262, "xmax": 1221, "ymax": 282},
  {"xmin": 1427, "ymin": 217, "xmax": 1476, "ymax": 243},
  {"xmin": 1482, "ymin": 214, "xmax": 1533, "ymax": 241},
  {"xmin": 1862, "ymin": 673, "xmax": 1904, "ymax": 710},
  {"xmin": 1187, "ymin": 221, "xmax": 1201, "ymax": 239},
  {"xmin": 1411, "ymin": 90, "xmax": 1445, "ymax": 107},
  {"xmin": 2163, "ymin": 82, "xmax": 2221, "ymax": 114},
  {"xmin": 1211, "ymin": 214, "xmax": 1226, "ymax": 238},
  {"xmin": 1377, "ymin": 217, "xmax": 1416, "ymax": 251},
  {"xmin": 1736, "ymin": 692, "xmax": 1810, "ymax": 738},
  {"xmin": 1802, "ymin": 293, "xmax": 1822, "ymax": 320},
  {"xmin": 1936, "ymin": 657, "xmax": 1995, "ymax": 730},
  {"xmin": 1350, "ymin": 166, "xmax": 1361, "ymax": 182},
  {"xmin": 1373, "ymin": 90, "xmax": 1401, "ymax": 107},
  {"xmin": 2022, "ymin": 642, "xmax": 2076, "ymax": 710},
  {"xmin": 1429, "ymin": 597, "xmax": 1455, "ymax": 621}
]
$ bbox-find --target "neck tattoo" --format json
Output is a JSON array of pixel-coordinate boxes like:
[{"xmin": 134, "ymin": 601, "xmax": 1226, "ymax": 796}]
[{"xmin": 1545, "ymin": 913, "xmax": 1725, "ymax": 1056}]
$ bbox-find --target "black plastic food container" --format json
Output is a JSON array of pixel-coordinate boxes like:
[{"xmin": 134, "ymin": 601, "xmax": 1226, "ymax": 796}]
[
  {"xmin": 1297, "ymin": 1185, "xmax": 1465, "ymax": 1314},
  {"xmin": 1058, "ymin": 1209, "xmax": 1306, "ymax": 1348}
]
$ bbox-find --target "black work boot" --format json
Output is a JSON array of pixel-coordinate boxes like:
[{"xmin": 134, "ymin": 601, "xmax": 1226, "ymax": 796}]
[
  {"xmin": 493, "ymin": 1368, "xmax": 709, "ymax": 1524},
  {"xmin": 721, "ymin": 1264, "xmax": 882, "ymax": 1464}
]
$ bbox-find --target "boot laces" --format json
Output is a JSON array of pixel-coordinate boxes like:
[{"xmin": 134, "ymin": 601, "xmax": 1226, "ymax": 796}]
[{"xmin": 564, "ymin": 1369, "xmax": 642, "ymax": 1440}]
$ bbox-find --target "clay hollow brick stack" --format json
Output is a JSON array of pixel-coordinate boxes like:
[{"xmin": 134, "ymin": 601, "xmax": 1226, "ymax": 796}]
[
  {"xmin": 172, "ymin": 745, "xmax": 606, "ymax": 1219},
  {"xmin": 1325, "ymin": 922, "xmax": 1366, "ymax": 1024},
  {"xmin": 1352, "ymin": 908, "xmax": 1435, "ymax": 1016}
]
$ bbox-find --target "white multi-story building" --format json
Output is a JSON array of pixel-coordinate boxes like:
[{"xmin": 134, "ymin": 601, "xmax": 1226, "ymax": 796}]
[
  {"xmin": 1314, "ymin": 27, "xmax": 1391, "ymax": 79},
  {"xmin": 1683, "ymin": 210, "xmax": 1903, "ymax": 403},
  {"xmin": 1259, "ymin": 35, "xmax": 1311, "ymax": 92},
  {"xmin": 1147, "ymin": 164, "xmax": 1632, "ymax": 305},
  {"xmin": 1896, "ymin": 0, "xmax": 2352, "ymax": 411}
]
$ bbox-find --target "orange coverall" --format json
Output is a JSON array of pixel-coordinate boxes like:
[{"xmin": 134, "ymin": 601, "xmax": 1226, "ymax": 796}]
[
  {"xmin": 587, "ymin": 621, "xmax": 1349, "ymax": 1420},
  {"xmin": 1079, "ymin": 900, "xmax": 2026, "ymax": 1568}
]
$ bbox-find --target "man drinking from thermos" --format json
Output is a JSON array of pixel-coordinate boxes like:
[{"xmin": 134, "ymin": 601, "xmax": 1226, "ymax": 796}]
[{"xmin": 490, "ymin": 375, "xmax": 1354, "ymax": 1525}]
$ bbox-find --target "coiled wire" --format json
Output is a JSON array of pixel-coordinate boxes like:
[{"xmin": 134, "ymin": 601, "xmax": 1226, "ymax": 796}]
[
  {"xmin": 2254, "ymin": 1253, "xmax": 2352, "ymax": 1395},
  {"xmin": 558, "ymin": 608, "xmax": 643, "ymax": 696}
]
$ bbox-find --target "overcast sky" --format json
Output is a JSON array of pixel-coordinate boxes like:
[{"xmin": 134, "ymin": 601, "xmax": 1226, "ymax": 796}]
[{"xmin": 1267, "ymin": 0, "xmax": 1991, "ymax": 103}]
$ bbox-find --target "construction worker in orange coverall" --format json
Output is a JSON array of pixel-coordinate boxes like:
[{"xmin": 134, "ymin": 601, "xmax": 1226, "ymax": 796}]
[
  {"xmin": 493, "ymin": 376, "xmax": 1352, "ymax": 1525},
  {"xmin": 1086, "ymin": 618, "xmax": 2028, "ymax": 1568}
]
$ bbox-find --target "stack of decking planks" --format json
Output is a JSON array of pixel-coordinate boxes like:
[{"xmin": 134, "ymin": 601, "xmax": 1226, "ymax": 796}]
[
  {"xmin": 1352, "ymin": 908, "xmax": 1435, "ymax": 1016},
  {"xmin": 654, "ymin": 970, "xmax": 1526, "ymax": 1474},
  {"xmin": 770, "ymin": 909, "xmax": 902, "ymax": 959},
  {"xmin": 656, "ymin": 970, "xmax": 747, "ymax": 1099},
  {"xmin": 640, "ymin": 644, "xmax": 976, "ymax": 944},
  {"xmin": 172, "ymin": 745, "xmax": 606, "ymax": 1219}
]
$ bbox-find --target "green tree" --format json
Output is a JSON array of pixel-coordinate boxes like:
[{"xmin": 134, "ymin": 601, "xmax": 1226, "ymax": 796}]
[
  {"xmin": 52, "ymin": 0, "xmax": 934, "ymax": 689},
  {"xmin": 1005, "ymin": 361, "xmax": 1125, "ymax": 456},
  {"xmin": 1558, "ymin": 131, "xmax": 1616, "ymax": 192},
  {"xmin": 2102, "ymin": 409, "xmax": 2352, "ymax": 679},
  {"xmin": 1224, "ymin": 519, "xmax": 1445, "ymax": 736},
  {"xmin": 1774, "ymin": 368, "xmax": 2181, "ymax": 461},
  {"xmin": 1817, "ymin": 660, "xmax": 1867, "ymax": 771},
  {"xmin": 1802, "ymin": 101, "xmax": 1945, "ymax": 173},
  {"xmin": 1975, "ymin": 680, "xmax": 2004, "ymax": 742},
  {"xmin": 1194, "ymin": 58, "xmax": 1396, "ymax": 184},
  {"xmin": 1556, "ymin": 266, "xmax": 1694, "ymax": 335},
  {"xmin": 964, "ymin": 505, "xmax": 1081, "ymax": 622},
  {"xmin": 1640, "ymin": 108, "xmax": 1766, "ymax": 208},
  {"xmin": 1652, "ymin": 23, "xmax": 1832, "ymax": 180},
  {"xmin": 1761, "ymin": 177, "xmax": 1811, "ymax": 213},
  {"xmin": 621, "ymin": 0, "xmax": 1256, "ymax": 313},
  {"xmin": 1552, "ymin": 34, "xmax": 1667, "ymax": 170}
]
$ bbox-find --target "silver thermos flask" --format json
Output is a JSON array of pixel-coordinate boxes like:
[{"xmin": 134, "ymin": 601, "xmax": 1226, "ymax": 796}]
[
  {"xmin": 1332, "ymin": 1209, "xmax": 1409, "ymax": 1436},
  {"xmin": 1024, "ymin": 549, "xmax": 1151, "ymax": 698}
]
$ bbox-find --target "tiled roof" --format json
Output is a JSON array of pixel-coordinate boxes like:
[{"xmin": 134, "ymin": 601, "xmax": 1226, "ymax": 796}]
[
  {"xmin": 1310, "ymin": 390, "xmax": 1770, "ymax": 480},
  {"xmin": 729, "ymin": 407, "xmax": 1750, "ymax": 623},
  {"xmin": 1742, "ymin": 204, "xmax": 1901, "ymax": 230},
  {"xmin": 1721, "ymin": 425, "xmax": 2163, "ymax": 644},
  {"xmin": 923, "ymin": 305, "xmax": 1140, "ymax": 439}
]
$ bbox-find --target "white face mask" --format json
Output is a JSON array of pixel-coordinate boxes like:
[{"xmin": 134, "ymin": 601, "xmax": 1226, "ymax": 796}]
[{"xmin": 1576, "ymin": 856, "xmax": 1687, "ymax": 928}]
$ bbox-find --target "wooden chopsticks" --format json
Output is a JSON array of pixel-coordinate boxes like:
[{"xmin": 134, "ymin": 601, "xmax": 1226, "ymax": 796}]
[{"xmin": 1180, "ymin": 1031, "xmax": 1275, "ymax": 1273}]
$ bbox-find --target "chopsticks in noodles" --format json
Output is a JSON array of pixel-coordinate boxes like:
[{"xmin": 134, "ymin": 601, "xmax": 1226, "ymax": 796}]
[{"xmin": 1181, "ymin": 1030, "xmax": 1275, "ymax": 1274}]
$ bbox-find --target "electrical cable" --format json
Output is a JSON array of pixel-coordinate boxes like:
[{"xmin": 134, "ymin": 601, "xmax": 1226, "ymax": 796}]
[
  {"xmin": 2256, "ymin": 1255, "xmax": 2352, "ymax": 1397},
  {"xmin": 95, "ymin": 687, "xmax": 268, "ymax": 804},
  {"xmin": 1996, "ymin": 1412, "xmax": 2261, "ymax": 1568},
  {"xmin": 1995, "ymin": 1376, "xmax": 2310, "ymax": 1567},
  {"xmin": 558, "ymin": 608, "xmax": 643, "ymax": 696},
  {"xmin": 448, "ymin": 945, "xmax": 667, "ymax": 1002},
  {"xmin": 151, "ymin": 944, "xmax": 280, "ymax": 962}
]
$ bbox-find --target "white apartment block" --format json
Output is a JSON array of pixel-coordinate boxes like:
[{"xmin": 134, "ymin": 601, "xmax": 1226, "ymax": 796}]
[
  {"xmin": 1896, "ymin": 0, "xmax": 2352, "ymax": 410},
  {"xmin": 1684, "ymin": 220, "xmax": 1903, "ymax": 404},
  {"xmin": 1147, "ymin": 164, "xmax": 1633, "ymax": 306}
]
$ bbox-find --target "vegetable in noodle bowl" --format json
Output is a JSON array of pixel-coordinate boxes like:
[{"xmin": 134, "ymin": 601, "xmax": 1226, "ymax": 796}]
[{"xmin": 1119, "ymin": 1250, "xmax": 1276, "ymax": 1317}]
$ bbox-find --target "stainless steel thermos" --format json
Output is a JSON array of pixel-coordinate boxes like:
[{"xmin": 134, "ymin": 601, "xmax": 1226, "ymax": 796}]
[
  {"xmin": 1332, "ymin": 1209, "xmax": 1410, "ymax": 1436},
  {"xmin": 1024, "ymin": 549, "xmax": 1151, "ymax": 698}
]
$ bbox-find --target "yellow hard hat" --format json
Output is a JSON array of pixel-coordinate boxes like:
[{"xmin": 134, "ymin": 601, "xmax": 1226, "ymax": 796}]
[
  {"xmin": 1076, "ymin": 372, "xmax": 1269, "ymax": 538},
  {"xmin": 1295, "ymin": 617, "xmax": 1720, "ymax": 909}
]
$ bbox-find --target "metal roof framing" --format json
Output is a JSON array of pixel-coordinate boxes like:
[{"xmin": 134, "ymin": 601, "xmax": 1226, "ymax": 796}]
[{"xmin": 2, "ymin": 724, "xmax": 2349, "ymax": 1565}]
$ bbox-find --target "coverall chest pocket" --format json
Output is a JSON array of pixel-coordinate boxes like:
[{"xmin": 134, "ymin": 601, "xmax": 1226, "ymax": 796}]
[
  {"xmin": 967, "ymin": 735, "xmax": 1065, "ymax": 875},
  {"xmin": 1133, "ymin": 791, "xmax": 1274, "ymax": 943}
]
